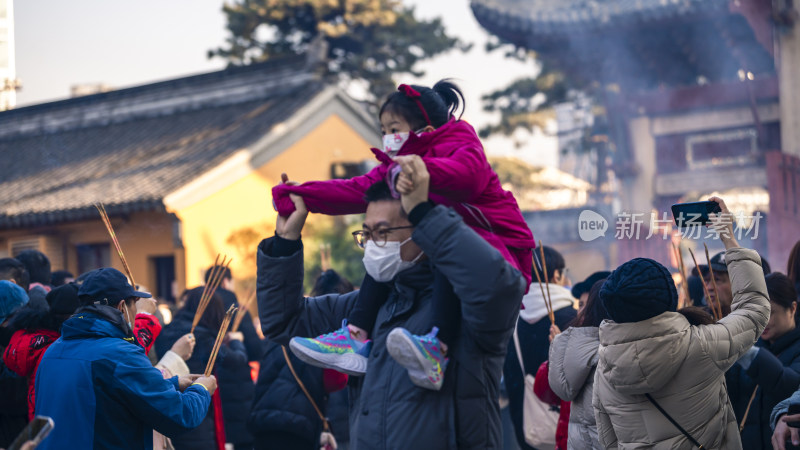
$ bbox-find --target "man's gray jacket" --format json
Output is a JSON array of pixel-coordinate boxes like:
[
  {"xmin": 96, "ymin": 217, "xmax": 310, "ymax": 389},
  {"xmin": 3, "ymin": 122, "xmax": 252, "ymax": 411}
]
[{"xmin": 257, "ymin": 206, "xmax": 526, "ymax": 449}]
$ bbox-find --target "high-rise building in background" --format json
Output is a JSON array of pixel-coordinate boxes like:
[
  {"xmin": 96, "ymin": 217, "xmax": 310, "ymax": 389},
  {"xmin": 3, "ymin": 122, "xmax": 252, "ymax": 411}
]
[{"xmin": 0, "ymin": 0, "xmax": 16, "ymax": 111}]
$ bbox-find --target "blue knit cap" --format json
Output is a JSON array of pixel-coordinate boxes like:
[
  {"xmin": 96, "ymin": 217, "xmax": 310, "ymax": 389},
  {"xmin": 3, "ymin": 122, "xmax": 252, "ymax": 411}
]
[
  {"xmin": 600, "ymin": 258, "xmax": 678, "ymax": 323},
  {"xmin": 0, "ymin": 280, "xmax": 29, "ymax": 324}
]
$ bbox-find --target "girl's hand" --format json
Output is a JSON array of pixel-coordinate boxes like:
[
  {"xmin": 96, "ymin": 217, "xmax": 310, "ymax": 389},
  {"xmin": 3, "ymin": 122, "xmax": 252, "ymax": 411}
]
[{"xmin": 549, "ymin": 324, "xmax": 561, "ymax": 343}]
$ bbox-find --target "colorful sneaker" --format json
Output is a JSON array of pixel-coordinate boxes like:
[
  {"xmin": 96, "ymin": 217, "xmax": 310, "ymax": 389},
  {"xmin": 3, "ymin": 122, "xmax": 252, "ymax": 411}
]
[
  {"xmin": 386, "ymin": 327, "xmax": 449, "ymax": 391},
  {"xmin": 289, "ymin": 319, "xmax": 372, "ymax": 376}
]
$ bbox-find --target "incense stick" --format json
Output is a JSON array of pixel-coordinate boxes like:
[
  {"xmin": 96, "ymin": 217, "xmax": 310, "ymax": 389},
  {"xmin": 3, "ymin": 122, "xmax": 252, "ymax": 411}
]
[
  {"xmin": 231, "ymin": 289, "xmax": 256, "ymax": 333},
  {"xmin": 688, "ymin": 248, "xmax": 718, "ymax": 321},
  {"xmin": 672, "ymin": 243, "xmax": 691, "ymax": 309},
  {"xmin": 539, "ymin": 241, "xmax": 556, "ymax": 325},
  {"xmin": 204, "ymin": 304, "xmax": 237, "ymax": 376},
  {"xmin": 705, "ymin": 243, "xmax": 724, "ymax": 319},
  {"xmin": 94, "ymin": 203, "xmax": 136, "ymax": 287},
  {"xmin": 739, "ymin": 386, "xmax": 758, "ymax": 433},
  {"xmin": 531, "ymin": 252, "xmax": 552, "ymax": 322},
  {"xmin": 539, "ymin": 241, "xmax": 555, "ymax": 324},
  {"xmin": 191, "ymin": 255, "xmax": 232, "ymax": 334}
]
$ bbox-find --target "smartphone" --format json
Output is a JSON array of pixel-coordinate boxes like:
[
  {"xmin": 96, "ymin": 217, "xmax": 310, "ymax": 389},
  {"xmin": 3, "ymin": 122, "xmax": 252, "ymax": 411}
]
[
  {"xmin": 671, "ymin": 201, "xmax": 721, "ymax": 228},
  {"xmin": 9, "ymin": 416, "xmax": 54, "ymax": 450}
]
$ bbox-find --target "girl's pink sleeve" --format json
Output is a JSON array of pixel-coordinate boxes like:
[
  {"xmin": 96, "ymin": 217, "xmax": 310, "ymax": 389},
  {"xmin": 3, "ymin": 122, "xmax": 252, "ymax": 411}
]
[
  {"xmin": 421, "ymin": 146, "xmax": 492, "ymax": 203},
  {"xmin": 272, "ymin": 166, "xmax": 386, "ymax": 216}
]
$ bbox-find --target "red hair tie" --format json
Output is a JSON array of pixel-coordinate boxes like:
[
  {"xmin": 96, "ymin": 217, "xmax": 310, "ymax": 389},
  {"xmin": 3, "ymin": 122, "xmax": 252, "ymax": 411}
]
[{"xmin": 398, "ymin": 84, "xmax": 431, "ymax": 126}]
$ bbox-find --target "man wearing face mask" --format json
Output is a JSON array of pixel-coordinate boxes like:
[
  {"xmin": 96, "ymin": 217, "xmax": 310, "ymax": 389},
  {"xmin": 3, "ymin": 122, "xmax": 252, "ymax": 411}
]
[
  {"xmin": 258, "ymin": 157, "xmax": 527, "ymax": 449},
  {"xmin": 34, "ymin": 268, "xmax": 216, "ymax": 450}
]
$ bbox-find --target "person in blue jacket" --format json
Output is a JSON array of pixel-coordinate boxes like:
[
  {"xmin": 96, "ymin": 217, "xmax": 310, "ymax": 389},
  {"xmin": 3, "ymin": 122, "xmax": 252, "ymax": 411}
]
[
  {"xmin": 727, "ymin": 272, "xmax": 800, "ymax": 449},
  {"xmin": 34, "ymin": 268, "xmax": 216, "ymax": 450}
]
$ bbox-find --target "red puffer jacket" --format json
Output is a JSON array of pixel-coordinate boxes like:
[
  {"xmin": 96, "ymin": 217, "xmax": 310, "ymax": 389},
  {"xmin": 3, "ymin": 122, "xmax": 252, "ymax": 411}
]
[
  {"xmin": 533, "ymin": 361, "xmax": 570, "ymax": 450},
  {"xmin": 3, "ymin": 329, "xmax": 59, "ymax": 421},
  {"xmin": 2, "ymin": 313, "xmax": 161, "ymax": 420}
]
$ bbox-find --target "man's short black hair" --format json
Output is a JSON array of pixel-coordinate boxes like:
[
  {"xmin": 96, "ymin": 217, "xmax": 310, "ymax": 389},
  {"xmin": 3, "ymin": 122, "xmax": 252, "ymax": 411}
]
[
  {"xmin": 363, "ymin": 180, "xmax": 396, "ymax": 204},
  {"xmin": 0, "ymin": 258, "xmax": 30, "ymax": 291},
  {"xmin": 15, "ymin": 250, "xmax": 51, "ymax": 285},
  {"xmin": 364, "ymin": 181, "xmax": 406, "ymax": 217}
]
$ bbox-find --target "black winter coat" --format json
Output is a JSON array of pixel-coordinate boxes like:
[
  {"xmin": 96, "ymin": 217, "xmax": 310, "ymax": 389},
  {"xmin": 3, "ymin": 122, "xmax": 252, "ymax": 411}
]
[
  {"xmin": 0, "ymin": 326, "xmax": 27, "ymax": 448},
  {"xmin": 155, "ymin": 309, "xmax": 252, "ymax": 449},
  {"xmin": 504, "ymin": 306, "xmax": 576, "ymax": 450},
  {"xmin": 257, "ymin": 206, "xmax": 526, "ymax": 450},
  {"xmin": 726, "ymin": 325, "xmax": 800, "ymax": 449},
  {"xmin": 216, "ymin": 288, "xmax": 262, "ymax": 362},
  {"xmin": 248, "ymin": 339, "xmax": 325, "ymax": 450}
]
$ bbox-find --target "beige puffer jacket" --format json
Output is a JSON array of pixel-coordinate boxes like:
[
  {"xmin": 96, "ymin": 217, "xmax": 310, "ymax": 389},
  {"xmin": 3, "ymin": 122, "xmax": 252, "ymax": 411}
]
[
  {"xmin": 549, "ymin": 326, "xmax": 602, "ymax": 449},
  {"xmin": 593, "ymin": 248, "xmax": 769, "ymax": 449}
]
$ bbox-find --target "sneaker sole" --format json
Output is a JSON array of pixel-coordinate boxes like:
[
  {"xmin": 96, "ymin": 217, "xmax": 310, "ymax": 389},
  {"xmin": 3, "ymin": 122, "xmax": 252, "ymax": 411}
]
[
  {"xmin": 288, "ymin": 339, "xmax": 367, "ymax": 376},
  {"xmin": 386, "ymin": 329, "xmax": 442, "ymax": 390}
]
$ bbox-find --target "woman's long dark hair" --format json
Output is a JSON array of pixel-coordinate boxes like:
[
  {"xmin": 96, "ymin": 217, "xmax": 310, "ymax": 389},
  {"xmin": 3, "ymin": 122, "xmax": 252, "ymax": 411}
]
[
  {"xmin": 180, "ymin": 286, "xmax": 225, "ymax": 331},
  {"xmin": 766, "ymin": 272, "xmax": 799, "ymax": 321},
  {"xmin": 572, "ymin": 279, "xmax": 610, "ymax": 327}
]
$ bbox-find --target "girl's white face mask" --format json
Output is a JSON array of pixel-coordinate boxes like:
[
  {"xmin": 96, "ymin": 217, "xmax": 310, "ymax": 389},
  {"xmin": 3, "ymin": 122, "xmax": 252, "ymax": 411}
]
[
  {"xmin": 383, "ymin": 133, "xmax": 409, "ymax": 157},
  {"xmin": 362, "ymin": 238, "xmax": 423, "ymax": 282},
  {"xmin": 382, "ymin": 129, "xmax": 426, "ymax": 157}
]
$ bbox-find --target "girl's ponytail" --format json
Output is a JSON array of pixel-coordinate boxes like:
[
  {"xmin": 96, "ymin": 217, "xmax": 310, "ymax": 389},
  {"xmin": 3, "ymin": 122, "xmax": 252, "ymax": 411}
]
[
  {"xmin": 432, "ymin": 79, "xmax": 465, "ymax": 121},
  {"xmin": 380, "ymin": 79, "xmax": 467, "ymax": 130}
]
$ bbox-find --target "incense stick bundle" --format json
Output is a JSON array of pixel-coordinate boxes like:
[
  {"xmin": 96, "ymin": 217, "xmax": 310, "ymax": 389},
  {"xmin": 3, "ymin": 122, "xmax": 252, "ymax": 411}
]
[
  {"xmin": 204, "ymin": 304, "xmax": 237, "ymax": 376},
  {"xmin": 539, "ymin": 241, "xmax": 554, "ymax": 322},
  {"xmin": 688, "ymin": 248, "xmax": 719, "ymax": 321},
  {"xmin": 672, "ymin": 243, "xmax": 691, "ymax": 309},
  {"xmin": 94, "ymin": 203, "xmax": 136, "ymax": 287},
  {"xmin": 705, "ymin": 243, "xmax": 724, "ymax": 319},
  {"xmin": 532, "ymin": 242, "xmax": 555, "ymax": 324},
  {"xmin": 191, "ymin": 254, "xmax": 232, "ymax": 334},
  {"xmin": 531, "ymin": 256, "xmax": 551, "ymax": 321},
  {"xmin": 231, "ymin": 289, "xmax": 256, "ymax": 333}
]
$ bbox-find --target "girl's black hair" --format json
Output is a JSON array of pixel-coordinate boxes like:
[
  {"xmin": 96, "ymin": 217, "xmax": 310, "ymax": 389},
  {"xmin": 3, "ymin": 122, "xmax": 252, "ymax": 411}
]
[
  {"xmin": 535, "ymin": 246, "xmax": 566, "ymax": 283},
  {"xmin": 181, "ymin": 286, "xmax": 226, "ymax": 331},
  {"xmin": 766, "ymin": 272, "xmax": 798, "ymax": 315},
  {"xmin": 379, "ymin": 79, "xmax": 465, "ymax": 130},
  {"xmin": 572, "ymin": 279, "xmax": 610, "ymax": 327}
]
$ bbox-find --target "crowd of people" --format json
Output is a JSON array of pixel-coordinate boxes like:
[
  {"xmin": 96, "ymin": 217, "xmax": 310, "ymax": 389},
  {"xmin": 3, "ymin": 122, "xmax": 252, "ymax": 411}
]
[{"xmin": 1, "ymin": 79, "xmax": 799, "ymax": 450}]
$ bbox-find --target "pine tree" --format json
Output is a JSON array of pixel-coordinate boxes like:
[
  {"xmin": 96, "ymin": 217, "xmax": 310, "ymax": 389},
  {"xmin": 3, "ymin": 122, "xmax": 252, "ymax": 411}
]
[{"xmin": 209, "ymin": 0, "xmax": 467, "ymax": 100}]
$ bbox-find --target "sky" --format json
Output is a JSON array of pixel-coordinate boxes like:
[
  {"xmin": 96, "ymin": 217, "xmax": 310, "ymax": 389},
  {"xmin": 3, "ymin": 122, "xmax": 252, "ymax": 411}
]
[{"xmin": 13, "ymin": 0, "xmax": 557, "ymax": 166}]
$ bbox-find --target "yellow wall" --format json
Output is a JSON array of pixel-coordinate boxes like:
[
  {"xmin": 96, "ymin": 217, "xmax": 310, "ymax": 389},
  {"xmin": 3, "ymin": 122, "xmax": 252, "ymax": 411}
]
[
  {"xmin": 171, "ymin": 114, "xmax": 374, "ymax": 290},
  {"xmin": 0, "ymin": 211, "xmax": 178, "ymax": 297}
]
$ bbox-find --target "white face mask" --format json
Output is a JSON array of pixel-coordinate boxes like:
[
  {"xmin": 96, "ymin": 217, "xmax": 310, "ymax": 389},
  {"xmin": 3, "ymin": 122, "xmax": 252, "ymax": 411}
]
[
  {"xmin": 363, "ymin": 238, "xmax": 423, "ymax": 282},
  {"xmin": 381, "ymin": 128, "xmax": 426, "ymax": 157}
]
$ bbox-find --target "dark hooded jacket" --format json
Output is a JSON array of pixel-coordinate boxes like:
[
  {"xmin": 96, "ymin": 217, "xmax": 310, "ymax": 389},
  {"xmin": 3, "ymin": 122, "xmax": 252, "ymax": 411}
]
[
  {"xmin": 726, "ymin": 326, "xmax": 800, "ymax": 449},
  {"xmin": 248, "ymin": 339, "xmax": 325, "ymax": 450},
  {"xmin": 35, "ymin": 304, "xmax": 210, "ymax": 450},
  {"xmin": 257, "ymin": 205, "xmax": 526, "ymax": 450}
]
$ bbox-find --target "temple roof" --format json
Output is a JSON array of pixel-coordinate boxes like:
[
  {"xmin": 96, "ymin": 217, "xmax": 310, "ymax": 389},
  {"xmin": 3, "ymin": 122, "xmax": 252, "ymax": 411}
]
[
  {"xmin": 0, "ymin": 57, "xmax": 372, "ymax": 228},
  {"xmin": 471, "ymin": 0, "xmax": 775, "ymax": 90}
]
